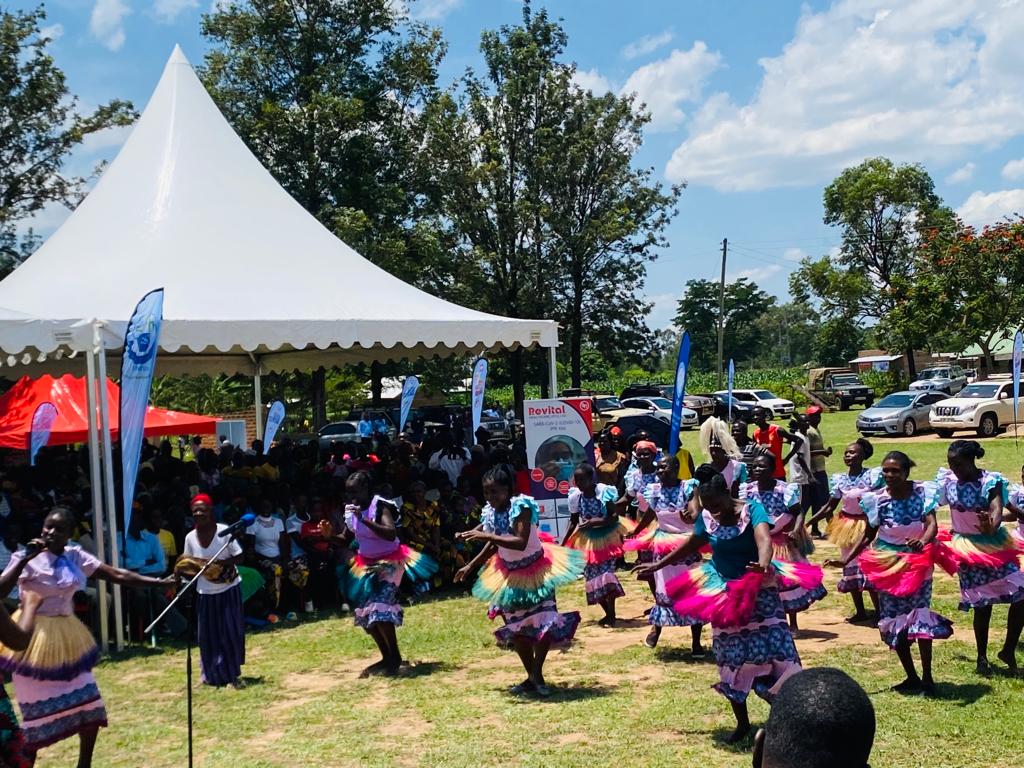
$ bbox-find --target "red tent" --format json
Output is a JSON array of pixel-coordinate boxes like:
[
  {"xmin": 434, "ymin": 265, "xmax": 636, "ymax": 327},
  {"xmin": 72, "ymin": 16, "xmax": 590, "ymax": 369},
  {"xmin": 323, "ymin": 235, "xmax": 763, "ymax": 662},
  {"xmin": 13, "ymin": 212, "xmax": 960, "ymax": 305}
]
[{"xmin": 0, "ymin": 375, "xmax": 218, "ymax": 450}]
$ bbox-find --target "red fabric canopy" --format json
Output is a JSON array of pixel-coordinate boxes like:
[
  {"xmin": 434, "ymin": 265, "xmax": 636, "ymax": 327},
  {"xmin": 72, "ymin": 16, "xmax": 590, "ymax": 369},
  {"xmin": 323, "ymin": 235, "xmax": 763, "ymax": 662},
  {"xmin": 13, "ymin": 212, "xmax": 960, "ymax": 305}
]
[{"xmin": 0, "ymin": 375, "xmax": 218, "ymax": 450}]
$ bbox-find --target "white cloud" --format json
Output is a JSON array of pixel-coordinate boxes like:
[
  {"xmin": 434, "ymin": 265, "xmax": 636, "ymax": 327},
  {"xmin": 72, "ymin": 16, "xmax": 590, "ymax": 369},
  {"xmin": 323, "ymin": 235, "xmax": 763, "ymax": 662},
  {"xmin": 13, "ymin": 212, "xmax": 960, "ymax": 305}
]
[
  {"xmin": 1002, "ymin": 158, "xmax": 1024, "ymax": 181},
  {"xmin": 39, "ymin": 23, "xmax": 64, "ymax": 41},
  {"xmin": 782, "ymin": 247, "xmax": 808, "ymax": 262},
  {"xmin": 727, "ymin": 264, "xmax": 782, "ymax": 283},
  {"xmin": 90, "ymin": 0, "xmax": 130, "ymax": 51},
  {"xmin": 957, "ymin": 189, "xmax": 1024, "ymax": 227},
  {"xmin": 13, "ymin": 202, "xmax": 73, "ymax": 240},
  {"xmin": 620, "ymin": 42, "xmax": 722, "ymax": 132},
  {"xmin": 667, "ymin": 1, "xmax": 1024, "ymax": 191},
  {"xmin": 409, "ymin": 0, "xmax": 459, "ymax": 20},
  {"xmin": 153, "ymin": 0, "xmax": 197, "ymax": 22},
  {"xmin": 573, "ymin": 67, "xmax": 613, "ymax": 94},
  {"xmin": 946, "ymin": 162, "xmax": 976, "ymax": 184},
  {"xmin": 622, "ymin": 30, "xmax": 674, "ymax": 60},
  {"xmin": 80, "ymin": 124, "xmax": 133, "ymax": 153}
]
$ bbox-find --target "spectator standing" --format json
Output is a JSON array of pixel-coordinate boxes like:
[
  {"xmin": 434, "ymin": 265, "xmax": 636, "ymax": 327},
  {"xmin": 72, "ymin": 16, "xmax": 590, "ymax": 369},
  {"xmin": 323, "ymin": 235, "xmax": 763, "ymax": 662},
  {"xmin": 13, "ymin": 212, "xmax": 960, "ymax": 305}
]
[
  {"xmin": 805, "ymin": 406, "xmax": 832, "ymax": 537},
  {"xmin": 594, "ymin": 431, "xmax": 626, "ymax": 487},
  {"xmin": 752, "ymin": 408, "xmax": 803, "ymax": 480},
  {"xmin": 429, "ymin": 437, "xmax": 470, "ymax": 486},
  {"xmin": 357, "ymin": 411, "xmax": 374, "ymax": 440}
]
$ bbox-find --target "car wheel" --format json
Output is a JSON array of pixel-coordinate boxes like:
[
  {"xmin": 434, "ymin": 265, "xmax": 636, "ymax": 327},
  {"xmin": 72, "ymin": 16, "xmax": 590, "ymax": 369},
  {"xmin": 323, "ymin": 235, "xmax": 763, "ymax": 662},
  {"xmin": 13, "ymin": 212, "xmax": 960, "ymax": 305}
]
[
  {"xmin": 765, "ymin": 409, "xmax": 775, "ymax": 420},
  {"xmin": 901, "ymin": 418, "xmax": 916, "ymax": 437},
  {"xmin": 936, "ymin": 429, "xmax": 954, "ymax": 439},
  {"xmin": 978, "ymin": 413, "xmax": 998, "ymax": 438}
]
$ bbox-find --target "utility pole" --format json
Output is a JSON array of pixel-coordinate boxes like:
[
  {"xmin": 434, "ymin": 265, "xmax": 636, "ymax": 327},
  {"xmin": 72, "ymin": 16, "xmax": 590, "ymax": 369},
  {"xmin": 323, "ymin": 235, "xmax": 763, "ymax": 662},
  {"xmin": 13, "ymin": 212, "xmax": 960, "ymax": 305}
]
[{"xmin": 716, "ymin": 238, "xmax": 728, "ymax": 388}]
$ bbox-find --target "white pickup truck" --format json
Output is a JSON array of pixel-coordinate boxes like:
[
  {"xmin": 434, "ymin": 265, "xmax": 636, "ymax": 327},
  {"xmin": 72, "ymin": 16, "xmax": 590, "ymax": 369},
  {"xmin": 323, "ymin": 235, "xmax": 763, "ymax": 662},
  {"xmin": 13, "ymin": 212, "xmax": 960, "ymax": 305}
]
[{"xmin": 928, "ymin": 378, "xmax": 1023, "ymax": 438}]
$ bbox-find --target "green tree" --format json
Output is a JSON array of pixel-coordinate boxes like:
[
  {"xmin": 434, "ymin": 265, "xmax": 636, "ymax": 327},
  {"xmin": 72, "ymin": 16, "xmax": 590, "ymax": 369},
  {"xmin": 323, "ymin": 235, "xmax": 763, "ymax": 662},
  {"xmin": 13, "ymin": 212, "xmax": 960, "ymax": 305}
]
[
  {"xmin": 751, "ymin": 302, "xmax": 819, "ymax": 366},
  {"xmin": 673, "ymin": 278, "xmax": 775, "ymax": 369},
  {"xmin": 200, "ymin": 0, "xmax": 447, "ymax": 425},
  {"xmin": 895, "ymin": 219, "xmax": 1024, "ymax": 371},
  {"xmin": 0, "ymin": 6, "xmax": 135, "ymax": 275},
  {"xmin": 541, "ymin": 77, "xmax": 680, "ymax": 387},
  {"xmin": 812, "ymin": 317, "xmax": 865, "ymax": 367},
  {"xmin": 790, "ymin": 157, "xmax": 956, "ymax": 375}
]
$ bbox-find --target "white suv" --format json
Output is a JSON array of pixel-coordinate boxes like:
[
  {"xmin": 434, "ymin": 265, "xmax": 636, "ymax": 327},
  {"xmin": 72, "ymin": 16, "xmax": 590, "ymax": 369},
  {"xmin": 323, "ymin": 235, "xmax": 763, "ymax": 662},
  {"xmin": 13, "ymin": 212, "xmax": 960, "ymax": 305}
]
[
  {"xmin": 928, "ymin": 379, "xmax": 1022, "ymax": 438},
  {"xmin": 716, "ymin": 389, "xmax": 795, "ymax": 419}
]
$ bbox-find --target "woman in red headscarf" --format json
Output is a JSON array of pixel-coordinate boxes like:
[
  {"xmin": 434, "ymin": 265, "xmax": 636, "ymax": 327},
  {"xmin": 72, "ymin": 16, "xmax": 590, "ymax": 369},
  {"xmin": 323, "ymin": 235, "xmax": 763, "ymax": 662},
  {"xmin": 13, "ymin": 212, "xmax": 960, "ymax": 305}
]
[{"xmin": 177, "ymin": 494, "xmax": 246, "ymax": 688}]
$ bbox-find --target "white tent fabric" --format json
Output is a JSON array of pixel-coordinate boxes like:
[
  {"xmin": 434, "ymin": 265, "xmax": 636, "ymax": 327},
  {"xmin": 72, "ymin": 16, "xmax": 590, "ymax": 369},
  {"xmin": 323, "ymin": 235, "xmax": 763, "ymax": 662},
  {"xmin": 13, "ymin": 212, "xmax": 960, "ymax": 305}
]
[{"xmin": 0, "ymin": 46, "xmax": 557, "ymax": 377}]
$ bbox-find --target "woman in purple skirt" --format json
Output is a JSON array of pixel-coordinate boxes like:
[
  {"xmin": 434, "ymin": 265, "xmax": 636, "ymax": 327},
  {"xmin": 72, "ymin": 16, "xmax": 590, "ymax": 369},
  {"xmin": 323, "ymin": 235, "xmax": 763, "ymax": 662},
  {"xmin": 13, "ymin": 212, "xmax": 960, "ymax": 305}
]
[{"xmin": 180, "ymin": 494, "xmax": 246, "ymax": 689}]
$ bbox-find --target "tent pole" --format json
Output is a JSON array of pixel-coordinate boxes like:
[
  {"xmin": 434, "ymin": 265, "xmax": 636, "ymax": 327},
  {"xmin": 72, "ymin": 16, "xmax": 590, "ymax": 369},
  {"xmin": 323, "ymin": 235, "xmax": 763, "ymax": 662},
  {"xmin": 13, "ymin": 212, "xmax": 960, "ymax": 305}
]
[
  {"xmin": 95, "ymin": 332, "xmax": 125, "ymax": 652},
  {"xmin": 253, "ymin": 358, "xmax": 263, "ymax": 442},
  {"xmin": 547, "ymin": 345, "xmax": 558, "ymax": 397},
  {"xmin": 84, "ymin": 344, "xmax": 110, "ymax": 654}
]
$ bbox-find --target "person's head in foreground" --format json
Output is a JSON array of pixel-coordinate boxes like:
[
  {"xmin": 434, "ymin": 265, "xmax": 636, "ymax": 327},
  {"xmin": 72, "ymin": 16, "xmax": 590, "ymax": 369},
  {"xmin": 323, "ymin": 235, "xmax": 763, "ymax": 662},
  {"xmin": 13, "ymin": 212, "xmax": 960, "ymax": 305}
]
[{"xmin": 752, "ymin": 667, "xmax": 874, "ymax": 768}]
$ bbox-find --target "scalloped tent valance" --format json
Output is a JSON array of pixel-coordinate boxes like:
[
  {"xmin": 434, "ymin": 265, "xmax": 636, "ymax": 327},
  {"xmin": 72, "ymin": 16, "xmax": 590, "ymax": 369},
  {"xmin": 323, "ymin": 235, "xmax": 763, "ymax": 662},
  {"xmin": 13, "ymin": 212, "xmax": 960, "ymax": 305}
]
[{"xmin": 0, "ymin": 46, "xmax": 557, "ymax": 378}]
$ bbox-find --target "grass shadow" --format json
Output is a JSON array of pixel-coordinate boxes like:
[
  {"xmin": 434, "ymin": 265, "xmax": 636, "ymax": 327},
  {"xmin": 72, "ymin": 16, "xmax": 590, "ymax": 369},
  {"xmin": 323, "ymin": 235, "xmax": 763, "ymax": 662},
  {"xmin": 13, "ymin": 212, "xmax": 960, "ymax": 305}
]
[
  {"xmin": 395, "ymin": 660, "xmax": 455, "ymax": 678},
  {"xmin": 103, "ymin": 645, "xmax": 171, "ymax": 663},
  {"xmin": 654, "ymin": 646, "xmax": 715, "ymax": 665},
  {"xmin": 792, "ymin": 628, "xmax": 839, "ymax": 641},
  {"xmin": 507, "ymin": 684, "xmax": 615, "ymax": 704},
  {"xmin": 930, "ymin": 681, "xmax": 992, "ymax": 704},
  {"xmin": 605, "ymin": 618, "xmax": 648, "ymax": 630}
]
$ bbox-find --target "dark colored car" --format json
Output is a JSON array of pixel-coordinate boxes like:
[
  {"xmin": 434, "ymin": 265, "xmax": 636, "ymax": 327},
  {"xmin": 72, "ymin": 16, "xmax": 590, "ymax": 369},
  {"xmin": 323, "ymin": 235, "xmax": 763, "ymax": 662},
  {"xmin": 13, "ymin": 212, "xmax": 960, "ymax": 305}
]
[
  {"xmin": 609, "ymin": 413, "xmax": 672, "ymax": 450},
  {"xmin": 699, "ymin": 392, "xmax": 757, "ymax": 421}
]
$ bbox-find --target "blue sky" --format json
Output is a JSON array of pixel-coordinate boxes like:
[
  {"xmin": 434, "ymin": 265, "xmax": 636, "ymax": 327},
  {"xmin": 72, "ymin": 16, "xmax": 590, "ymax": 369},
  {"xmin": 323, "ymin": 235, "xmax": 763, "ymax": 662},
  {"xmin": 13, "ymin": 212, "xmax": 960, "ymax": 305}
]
[{"xmin": 17, "ymin": 0, "xmax": 1024, "ymax": 330}]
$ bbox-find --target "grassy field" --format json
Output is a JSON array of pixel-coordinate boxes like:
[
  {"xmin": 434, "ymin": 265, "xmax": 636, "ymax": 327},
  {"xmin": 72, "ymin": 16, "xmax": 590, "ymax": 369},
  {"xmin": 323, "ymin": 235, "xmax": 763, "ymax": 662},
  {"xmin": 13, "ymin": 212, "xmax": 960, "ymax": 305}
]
[{"xmin": 35, "ymin": 410, "xmax": 1024, "ymax": 767}]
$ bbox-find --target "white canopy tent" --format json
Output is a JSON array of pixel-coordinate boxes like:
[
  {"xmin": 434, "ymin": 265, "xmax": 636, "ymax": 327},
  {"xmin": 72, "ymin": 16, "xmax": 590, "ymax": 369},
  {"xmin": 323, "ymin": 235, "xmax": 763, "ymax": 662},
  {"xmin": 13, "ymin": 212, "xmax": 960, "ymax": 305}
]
[
  {"xmin": 0, "ymin": 45, "xmax": 558, "ymax": 390},
  {"xmin": 0, "ymin": 46, "xmax": 558, "ymax": 651}
]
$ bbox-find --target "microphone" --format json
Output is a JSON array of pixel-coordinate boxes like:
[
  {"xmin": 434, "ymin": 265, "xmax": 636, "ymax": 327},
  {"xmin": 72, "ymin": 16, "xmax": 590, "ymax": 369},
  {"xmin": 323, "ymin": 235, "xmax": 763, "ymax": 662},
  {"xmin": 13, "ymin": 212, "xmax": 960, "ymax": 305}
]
[{"xmin": 217, "ymin": 513, "xmax": 256, "ymax": 538}]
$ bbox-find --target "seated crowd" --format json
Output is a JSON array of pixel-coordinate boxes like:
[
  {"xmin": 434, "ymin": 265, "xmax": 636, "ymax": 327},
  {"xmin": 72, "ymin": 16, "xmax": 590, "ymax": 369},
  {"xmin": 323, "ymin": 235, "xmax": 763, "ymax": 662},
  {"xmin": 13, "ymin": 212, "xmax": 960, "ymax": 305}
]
[{"xmin": 0, "ymin": 415, "xmax": 644, "ymax": 641}]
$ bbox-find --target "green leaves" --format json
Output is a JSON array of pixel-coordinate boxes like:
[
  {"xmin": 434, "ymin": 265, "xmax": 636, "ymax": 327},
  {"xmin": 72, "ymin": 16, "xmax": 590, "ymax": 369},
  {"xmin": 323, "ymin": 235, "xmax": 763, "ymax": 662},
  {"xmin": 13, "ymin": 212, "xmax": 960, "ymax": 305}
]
[{"xmin": 0, "ymin": 6, "xmax": 136, "ymax": 274}]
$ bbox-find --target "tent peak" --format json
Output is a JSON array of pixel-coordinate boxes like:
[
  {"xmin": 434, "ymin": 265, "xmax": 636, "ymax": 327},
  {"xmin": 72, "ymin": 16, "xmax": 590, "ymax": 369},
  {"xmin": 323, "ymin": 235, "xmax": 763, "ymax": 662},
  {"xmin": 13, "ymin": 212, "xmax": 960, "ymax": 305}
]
[{"xmin": 167, "ymin": 44, "xmax": 189, "ymax": 67}]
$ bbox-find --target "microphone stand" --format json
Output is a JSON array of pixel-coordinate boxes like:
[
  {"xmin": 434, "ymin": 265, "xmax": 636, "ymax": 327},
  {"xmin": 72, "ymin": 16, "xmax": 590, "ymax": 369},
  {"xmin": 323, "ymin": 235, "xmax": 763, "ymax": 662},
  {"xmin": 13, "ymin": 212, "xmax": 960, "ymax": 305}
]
[{"xmin": 145, "ymin": 532, "xmax": 241, "ymax": 768}]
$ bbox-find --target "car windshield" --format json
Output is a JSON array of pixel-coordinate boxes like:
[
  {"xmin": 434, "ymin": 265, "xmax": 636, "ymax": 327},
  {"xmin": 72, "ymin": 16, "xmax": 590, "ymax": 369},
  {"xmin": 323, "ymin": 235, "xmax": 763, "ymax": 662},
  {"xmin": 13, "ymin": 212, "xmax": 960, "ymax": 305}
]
[
  {"xmin": 875, "ymin": 394, "xmax": 915, "ymax": 408},
  {"xmin": 595, "ymin": 397, "xmax": 622, "ymax": 410},
  {"xmin": 832, "ymin": 375, "xmax": 860, "ymax": 385},
  {"xmin": 958, "ymin": 384, "xmax": 999, "ymax": 399},
  {"xmin": 919, "ymin": 369, "xmax": 949, "ymax": 380},
  {"xmin": 752, "ymin": 390, "xmax": 776, "ymax": 399}
]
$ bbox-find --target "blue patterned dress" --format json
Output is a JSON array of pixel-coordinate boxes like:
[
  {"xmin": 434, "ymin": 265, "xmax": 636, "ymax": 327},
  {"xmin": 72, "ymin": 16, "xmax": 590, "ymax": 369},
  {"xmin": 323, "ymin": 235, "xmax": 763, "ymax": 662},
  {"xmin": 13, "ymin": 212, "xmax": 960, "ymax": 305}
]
[
  {"xmin": 741, "ymin": 481, "xmax": 826, "ymax": 613},
  {"xmin": 694, "ymin": 501, "xmax": 802, "ymax": 703},
  {"xmin": 935, "ymin": 469, "xmax": 1024, "ymax": 610},
  {"xmin": 567, "ymin": 484, "xmax": 626, "ymax": 605},
  {"xmin": 626, "ymin": 468, "xmax": 659, "ymax": 562},
  {"xmin": 827, "ymin": 467, "xmax": 881, "ymax": 592},
  {"xmin": 641, "ymin": 481, "xmax": 703, "ymax": 628},
  {"xmin": 859, "ymin": 484, "xmax": 954, "ymax": 649}
]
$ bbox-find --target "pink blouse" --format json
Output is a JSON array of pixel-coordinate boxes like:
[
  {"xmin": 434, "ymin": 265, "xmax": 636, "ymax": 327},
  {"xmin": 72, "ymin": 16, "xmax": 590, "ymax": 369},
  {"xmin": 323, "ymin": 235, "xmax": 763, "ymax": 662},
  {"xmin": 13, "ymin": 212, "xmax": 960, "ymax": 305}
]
[{"xmin": 2, "ymin": 545, "xmax": 101, "ymax": 617}]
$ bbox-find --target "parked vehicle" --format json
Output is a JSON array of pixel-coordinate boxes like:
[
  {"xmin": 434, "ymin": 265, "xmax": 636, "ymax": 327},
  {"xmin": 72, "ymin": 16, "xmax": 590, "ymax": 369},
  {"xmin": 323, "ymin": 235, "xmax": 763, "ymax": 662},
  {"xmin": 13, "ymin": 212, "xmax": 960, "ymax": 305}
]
[
  {"xmin": 808, "ymin": 368, "xmax": 875, "ymax": 410},
  {"xmin": 317, "ymin": 421, "xmax": 359, "ymax": 452},
  {"xmin": 909, "ymin": 365, "xmax": 967, "ymax": 395},
  {"xmin": 607, "ymin": 413, "xmax": 673, "ymax": 450},
  {"xmin": 698, "ymin": 392, "xmax": 757, "ymax": 421},
  {"xmin": 479, "ymin": 412, "xmax": 513, "ymax": 441},
  {"xmin": 856, "ymin": 390, "xmax": 948, "ymax": 437},
  {"xmin": 620, "ymin": 396, "xmax": 698, "ymax": 429},
  {"xmin": 562, "ymin": 390, "xmax": 653, "ymax": 435},
  {"xmin": 714, "ymin": 389, "xmax": 794, "ymax": 419},
  {"xmin": 928, "ymin": 379, "xmax": 1024, "ymax": 438},
  {"xmin": 619, "ymin": 384, "xmax": 715, "ymax": 421}
]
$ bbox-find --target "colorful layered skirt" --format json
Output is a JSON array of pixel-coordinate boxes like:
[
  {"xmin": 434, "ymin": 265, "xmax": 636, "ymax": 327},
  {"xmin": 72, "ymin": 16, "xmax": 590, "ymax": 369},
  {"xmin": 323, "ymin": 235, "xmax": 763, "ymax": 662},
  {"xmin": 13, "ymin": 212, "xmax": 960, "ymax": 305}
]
[
  {"xmin": 0, "ymin": 686, "xmax": 28, "ymax": 767},
  {"xmin": 665, "ymin": 563, "xmax": 806, "ymax": 703},
  {"xmin": 347, "ymin": 545, "xmax": 437, "ymax": 629},
  {"xmin": 0, "ymin": 614, "xmax": 106, "ymax": 751},
  {"xmin": 650, "ymin": 553, "xmax": 704, "ymax": 628},
  {"xmin": 827, "ymin": 513, "xmax": 871, "ymax": 593},
  {"xmin": 858, "ymin": 543, "xmax": 954, "ymax": 649},
  {"xmin": 939, "ymin": 528, "xmax": 1024, "ymax": 610},
  {"xmin": 473, "ymin": 542, "xmax": 584, "ymax": 649},
  {"xmin": 770, "ymin": 529, "xmax": 827, "ymax": 613},
  {"xmin": 564, "ymin": 518, "xmax": 634, "ymax": 605}
]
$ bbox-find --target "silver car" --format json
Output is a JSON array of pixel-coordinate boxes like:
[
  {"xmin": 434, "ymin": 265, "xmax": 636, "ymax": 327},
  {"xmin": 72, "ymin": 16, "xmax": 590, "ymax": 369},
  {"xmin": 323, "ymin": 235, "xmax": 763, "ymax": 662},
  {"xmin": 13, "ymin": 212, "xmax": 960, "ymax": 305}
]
[
  {"xmin": 856, "ymin": 390, "xmax": 949, "ymax": 437},
  {"xmin": 621, "ymin": 396, "xmax": 699, "ymax": 429}
]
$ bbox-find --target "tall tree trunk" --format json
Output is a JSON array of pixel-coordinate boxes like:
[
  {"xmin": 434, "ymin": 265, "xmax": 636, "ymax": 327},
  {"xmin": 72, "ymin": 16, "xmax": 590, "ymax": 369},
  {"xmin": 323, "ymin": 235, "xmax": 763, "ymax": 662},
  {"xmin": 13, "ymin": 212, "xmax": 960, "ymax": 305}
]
[
  {"xmin": 510, "ymin": 347, "xmax": 525, "ymax": 419},
  {"xmin": 311, "ymin": 367, "xmax": 327, "ymax": 430},
  {"xmin": 905, "ymin": 346, "xmax": 917, "ymax": 378},
  {"xmin": 371, "ymin": 361, "xmax": 383, "ymax": 407},
  {"xmin": 570, "ymin": 273, "xmax": 584, "ymax": 389}
]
